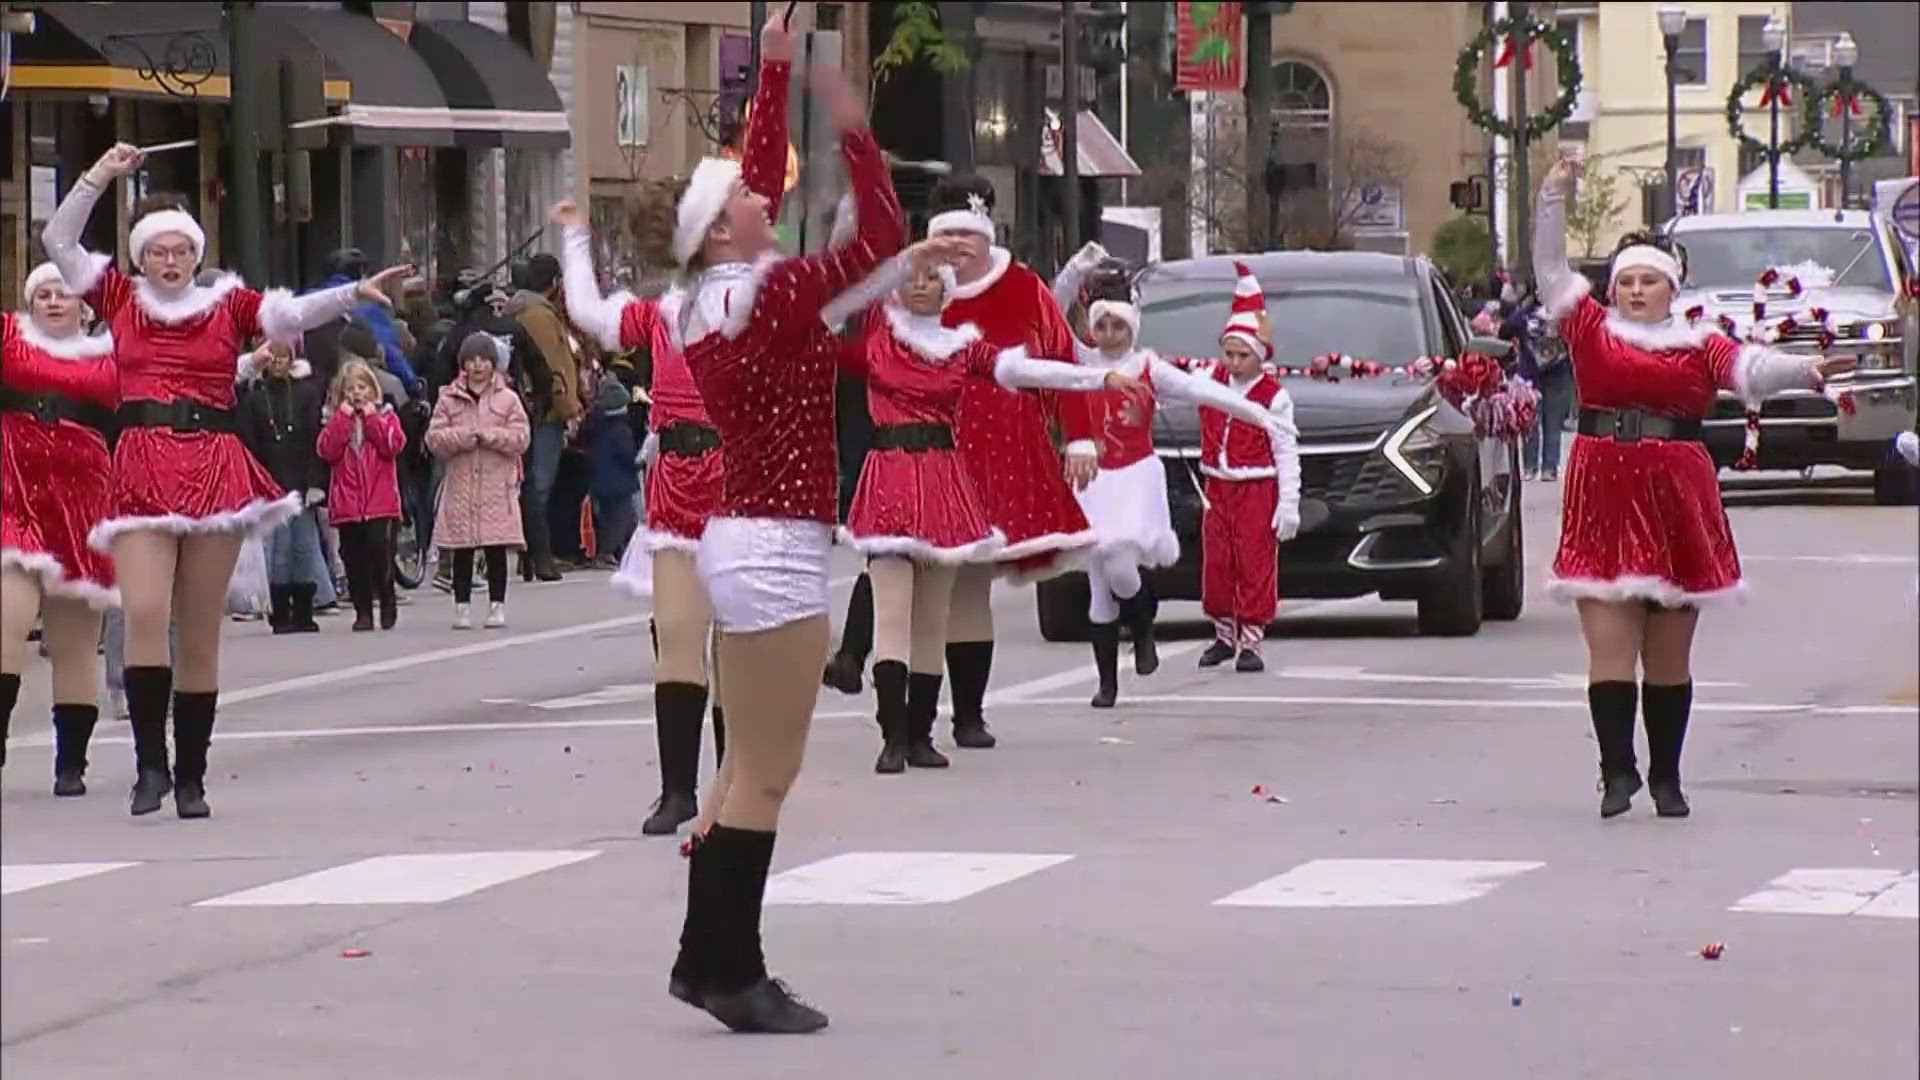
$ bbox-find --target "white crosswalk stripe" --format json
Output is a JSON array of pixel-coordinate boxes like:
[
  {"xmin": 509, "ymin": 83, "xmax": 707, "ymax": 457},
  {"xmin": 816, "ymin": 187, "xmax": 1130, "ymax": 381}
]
[
  {"xmin": 1729, "ymin": 869, "xmax": 1919, "ymax": 919},
  {"xmin": 765, "ymin": 852, "xmax": 1074, "ymax": 905},
  {"xmin": 192, "ymin": 851, "xmax": 601, "ymax": 907},
  {"xmin": 1, "ymin": 861, "xmax": 140, "ymax": 897},
  {"xmin": 1213, "ymin": 859, "xmax": 1546, "ymax": 908}
]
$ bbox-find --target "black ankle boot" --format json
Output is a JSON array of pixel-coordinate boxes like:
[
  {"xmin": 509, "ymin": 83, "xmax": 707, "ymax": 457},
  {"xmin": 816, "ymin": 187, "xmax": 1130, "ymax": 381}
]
[
  {"xmin": 1589, "ymin": 681, "xmax": 1642, "ymax": 818},
  {"xmin": 0, "ymin": 671, "xmax": 18, "ymax": 769},
  {"xmin": 1121, "ymin": 590, "xmax": 1159, "ymax": 676},
  {"xmin": 124, "ymin": 667, "xmax": 174, "ymax": 815},
  {"xmin": 645, "ymin": 682, "xmax": 708, "ymax": 835},
  {"xmin": 1198, "ymin": 639, "xmax": 1237, "ymax": 668},
  {"xmin": 822, "ymin": 574, "xmax": 873, "ymax": 695},
  {"xmin": 289, "ymin": 583, "xmax": 321, "ymax": 633},
  {"xmin": 946, "ymin": 640, "xmax": 995, "ymax": 748},
  {"xmin": 52, "ymin": 702, "xmax": 99, "ymax": 797},
  {"xmin": 696, "ymin": 825, "xmax": 826, "ymax": 1034},
  {"xmin": 1090, "ymin": 623, "xmax": 1121, "ymax": 708},
  {"xmin": 171, "ymin": 690, "xmax": 218, "ymax": 819},
  {"xmin": 268, "ymin": 585, "xmax": 293, "ymax": 633},
  {"xmin": 905, "ymin": 671, "xmax": 949, "ymax": 769},
  {"xmin": 1643, "ymin": 681, "xmax": 1693, "ymax": 818},
  {"xmin": 871, "ymin": 660, "xmax": 909, "ymax": 774}
]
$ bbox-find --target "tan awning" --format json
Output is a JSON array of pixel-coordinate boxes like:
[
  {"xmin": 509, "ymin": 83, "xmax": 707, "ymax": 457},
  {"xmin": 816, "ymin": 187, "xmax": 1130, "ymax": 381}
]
[{"xmin": 1041, "ymin": 109, "xmax": 1140, "ymax": 178}]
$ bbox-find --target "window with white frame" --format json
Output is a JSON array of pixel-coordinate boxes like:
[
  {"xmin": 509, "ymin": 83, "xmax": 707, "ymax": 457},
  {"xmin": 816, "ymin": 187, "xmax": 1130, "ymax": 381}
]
[{"xmin": 1672, "ymin": 17, "xmax": 1708, "ymax": 85}]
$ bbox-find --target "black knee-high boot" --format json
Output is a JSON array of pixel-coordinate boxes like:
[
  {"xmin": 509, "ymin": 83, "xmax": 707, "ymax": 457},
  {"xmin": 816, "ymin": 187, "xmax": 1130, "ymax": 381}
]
[
  {"xmin": 697, "ymin": 824, "xmax": 826, "ymax": 1034},
  {"xmin": 267, "ymin": 585, "xmax": 293, "ymax": 632},
  {"xmin": 946, "ymin": 640, "xmax": 995, "ymax": 748},
  {"xmin": 0, "ymin": 671, "xmax": 18, "ymax": 768},
  {"xmin": 124, "ymin": 666, "xmax": 173, "ymax": 815},
  {"xmin": 905, "ymin": 671, "xmax": 949, "ymax": 769},
  {"xmin": 1643, "ymin": 681, "xmax": 1693, "ymax": 818},
  {"xmin": 822, "ymin": 573, "xmax": 873, "ymax": 695},
  {"xmin": 1120, "ymin": 589, "xmax": 1159, "ymax": 676},
  {"xmin": 1589, "ymin": 681, "xmax": 1641, "ymax": 818},
  {"xmin": 645, "ymin": 682, "xmax": 708, "ymax": 835},
  {"xmin": 1090, "ymin": 623, "xmax": 1121, "ymax": 708},
  {"xmin": 871, "ymin": 660, "xmax": 909, "ymax": 774},
  {"xmin": 670, "ymin": 828, "xmax": 722, "ymax": 1008},
  {"xmin": 51, "ymin": 702, "xmax": 99, "ymax": 797},
  {"xmin": 171, "ymin": 690, "xmax": 217, "ymax": 819}
]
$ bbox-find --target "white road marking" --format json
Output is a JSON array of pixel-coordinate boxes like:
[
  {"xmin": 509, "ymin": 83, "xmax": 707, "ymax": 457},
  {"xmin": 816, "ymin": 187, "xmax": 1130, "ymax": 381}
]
[
  {"xmin": 1744, "ymin": 554, "xmax": 1918, "ymax": 565},
  {"xmin": 70, "ymin": 710, "xmax": 871, "ymax": 746},
  {"xmin": 530, "ymin": 685, "xmax": 651, "ymax": 710},
  {"xmin": 1018, "ymin": 694, "xmax": 1917, "ymax": 716},
  {"xmin": 1215, "ymin": 858, "xmax": 1544, "ymax": 908},
  {"xmin": 765, "ymin": 852, "xmax": 1074, "ymax": 905},
  {"xmin": 1, "ymin": 862, "xmax": 139, "ymax": 897},
  {"xmin": 1279, "ymin": 666, "xmax": 1745, "ymax": 690},
  {"xmin": 194, "ymin": 851, "xmax": 601, "ymax": 907},
  {"xmin": 1730, "ymin": 869, "xmax": 1919, "ymax": 919}
]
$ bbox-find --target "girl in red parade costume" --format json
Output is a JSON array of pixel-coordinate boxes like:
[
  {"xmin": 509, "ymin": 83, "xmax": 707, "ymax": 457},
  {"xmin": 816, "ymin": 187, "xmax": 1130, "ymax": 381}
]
[
  {"xmin": 1, "ymin": 262, "xmax": 119, "ymax": 795},
  {"xmin": 43, "ymin": 144, "xmax": 409, "ymax": 819},
  {"xmin": 1533, "ymin": 157, "xmax": 1852, "ymax": 820},
  {"xmin": 662, "ymin": 43, "xmax": 963, "ymax": 1031},
  {"xmin": 1050, "ymin": 257, "xmax": 1296, "ymax": 707},
  {"xmin": 553, "ymin": 22, "xmax": 799, "ymax": 838},
  {"xmin": 840, "ymin": 260, "xmax": 1148, "ymax": 774}
]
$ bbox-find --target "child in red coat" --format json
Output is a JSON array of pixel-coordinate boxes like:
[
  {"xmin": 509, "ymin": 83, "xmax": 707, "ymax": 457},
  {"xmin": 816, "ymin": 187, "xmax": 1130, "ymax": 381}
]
[{"xmin": 317, "ymin": 359, "xmax": 408, "ymax": 631}]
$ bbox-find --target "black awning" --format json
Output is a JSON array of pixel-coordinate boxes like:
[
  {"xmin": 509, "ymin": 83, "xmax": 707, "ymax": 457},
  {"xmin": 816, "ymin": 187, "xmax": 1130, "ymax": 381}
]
[
  {"xmin": 407, "ymin": 20, "xmax": 569, "ymax": 150},
  {"xmin": 14, "ymin": 2, "xmax": 230, "ymax": 97},
  {"xmin": 268, "ymin": 7, "xmax": 455, "ymax": 147}
]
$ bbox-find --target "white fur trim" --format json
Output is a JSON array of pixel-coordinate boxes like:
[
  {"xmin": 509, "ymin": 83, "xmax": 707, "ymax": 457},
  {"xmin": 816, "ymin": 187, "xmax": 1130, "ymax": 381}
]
[
  {"xmin": 14, "ymin": 314, "xmax": 112, "ymax": 360},
  {"xmin": 87, "ymin": 492, "xmax": 301, "ymax": 552},
  {"xmin": 258, "ymin": 282, "xmax": 360, "ymax": 345},
  {"xmin": 882, "ymin": 303, "xmax": 981, "ymax": 361},
  {"xmin": 1730, "ymin": 342, "xmax": 1815, "ymax": 404},
  {"xmin": 995, "ymin": 537, "xmax": 1096, "ymax": 584},
  {"xmin": 1087, "ymin": 300, "xmax": 1140, "ymax": 338},
  {"xmin": 674, "ymin": 157, "xmax": 743, "ymax": 269},
  {"xmin": 236, "ymin": 351, "xmax": 313, "ymax": 383},
  {"xmin": 995, "ymin": 526, "xmax": 1099, "ymax": 565},
  {"xmin": 128, "ymin": 210, "xmax": 205, "ymax": 267},
  {"xmin": 23, "ymin": 261, "xmax": 68, "ymax": 303},
  {"xmin": 0, "ymin": 548, "xmax": 121, "ymax": 610},
  {"xmin": 837, "ymin": 526, "xmax": 1007, "ymax": 565},
  {"xmin": 1602, "ymin": 313, "xmax": 1719, "ymax": 352},
  {"xmin": 821, "ymin": 252, "xmax": 912, "ymax": 332},
  {"xmin": 1545, "ymin": 574, "xmax": 1748, "ymax": 608},
  {"xmin": 946, "ymin": 247, "xmax": 1013, "ymax": 302},
  {"xmin": 1609, "ymin": 245, "xmax": 1679, "ymax": 290},
  {"xmin": 927, "ymin": 208, "xmax": 995, "ymax": 240},
  {"xmin": 133, "ymin": 272, "xmax": 241, "ymax": 325},
  {"xmin": 1540, "ymin": 272, "xmax": 1592, "ymax": 321},
  {"xmin": 607, "ymin": 528, "xmax": 704, "ymax": 599},
  {"xmin": 666, "ymin": 253, "xmax": 781, "ymax": 351}
]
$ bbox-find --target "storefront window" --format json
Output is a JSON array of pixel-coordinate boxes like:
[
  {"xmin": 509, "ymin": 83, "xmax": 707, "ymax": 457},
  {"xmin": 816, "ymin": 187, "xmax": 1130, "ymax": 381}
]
[{"xmin": 396, "ymin": 145, "xmax": 437, "ymax": 283}]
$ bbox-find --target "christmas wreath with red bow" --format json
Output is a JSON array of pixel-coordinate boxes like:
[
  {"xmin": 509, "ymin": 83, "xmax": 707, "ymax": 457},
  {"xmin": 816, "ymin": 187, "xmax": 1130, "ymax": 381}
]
[
  {"xmin": 1725, "ymin": 61, "xmax": 1818, "ymax": 159},
  {"xmin": 1803, "ymin": 78, "xmax": 1894, "ymax": 162},
  {"xmin": 1452, "ymin": 16, "xmax": 1583, "ymax": 143}
]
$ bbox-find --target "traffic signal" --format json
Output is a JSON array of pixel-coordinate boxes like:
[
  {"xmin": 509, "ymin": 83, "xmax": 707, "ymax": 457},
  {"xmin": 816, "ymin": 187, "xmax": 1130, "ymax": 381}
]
[
  {"xmin": 1083, "ymin": 2, "xmax": 1127, "ymax": 74},
  {"xmin": 1449, "ymin": 178, "xmax": 1485, "ymax": 211}
]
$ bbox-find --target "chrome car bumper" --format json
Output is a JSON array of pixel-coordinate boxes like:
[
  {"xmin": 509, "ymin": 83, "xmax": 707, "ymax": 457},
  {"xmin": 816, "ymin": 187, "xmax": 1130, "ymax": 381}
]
[{"xmin": 1704, "ymin": 374, "xmax": 1917, "ymax": 468}]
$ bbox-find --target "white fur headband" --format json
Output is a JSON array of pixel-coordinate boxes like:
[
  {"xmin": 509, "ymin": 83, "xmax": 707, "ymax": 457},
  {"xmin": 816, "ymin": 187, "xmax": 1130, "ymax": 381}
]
[
  {"xmin": 927, "ymin": 208, "xmax": 995, "ymax": 240},
  {"xmin": 1610, "ymin": 244, "xmax": 1680, "ymax": 289},
  {"xmin": 673, "ymin": 157, "xmax": 743, "ymax": 268},
  {"xmin": 1087, "ymin": 299, "xmax": 1140, "ymax": 338},
  {"xmin": 22, "ymin": 261, "xmax": 69, "ymax": 304},
  {"xmin": 128, "ymin": 209, "xmax": 206, "ymax": 267}
]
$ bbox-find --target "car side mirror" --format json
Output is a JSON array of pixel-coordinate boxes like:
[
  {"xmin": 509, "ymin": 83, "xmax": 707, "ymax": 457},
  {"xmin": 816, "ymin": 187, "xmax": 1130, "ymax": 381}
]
[{"xmin": 1466, "ymin": 335, "xmax": 1513, "ymax": 360}]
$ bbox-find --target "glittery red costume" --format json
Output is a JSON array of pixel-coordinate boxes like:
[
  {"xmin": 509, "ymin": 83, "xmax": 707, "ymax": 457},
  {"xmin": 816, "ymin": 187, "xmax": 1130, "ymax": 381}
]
[{"xmin": 1, "ymin": 309, "xmax": 120, "ymax": 608}]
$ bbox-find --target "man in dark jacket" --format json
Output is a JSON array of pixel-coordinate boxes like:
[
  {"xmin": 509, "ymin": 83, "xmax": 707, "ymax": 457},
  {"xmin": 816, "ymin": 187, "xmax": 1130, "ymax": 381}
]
[
  {"xmin": 505, "ymin": 254, "xmax": 580, "ymax": 581},
  {"xmin": 238, "ymin": 340, "xmax": 327, "ymax": 632}
]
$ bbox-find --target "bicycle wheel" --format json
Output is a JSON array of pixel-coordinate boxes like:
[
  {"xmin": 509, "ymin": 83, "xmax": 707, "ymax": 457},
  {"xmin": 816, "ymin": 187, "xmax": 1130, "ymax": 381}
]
[{"xmin": 391, "ymin": 512, "xmax": 426, "ymax": 590}]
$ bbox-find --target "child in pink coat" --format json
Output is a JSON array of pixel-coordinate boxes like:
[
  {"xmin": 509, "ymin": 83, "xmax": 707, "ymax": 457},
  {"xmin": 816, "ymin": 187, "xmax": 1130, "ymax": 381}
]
[
  {"xmin": 426, "ymin": 332, "xmax": 531, "ymax": 629},
  {"xmin": 317, "ymin": 358, "xmax": 408, "ymax": 631}
]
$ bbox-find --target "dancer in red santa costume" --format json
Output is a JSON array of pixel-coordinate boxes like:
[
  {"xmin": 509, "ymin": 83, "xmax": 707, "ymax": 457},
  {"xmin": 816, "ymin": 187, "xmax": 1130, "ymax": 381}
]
[
  {"xmin": 661, "ymin": 51, "xmax": 967, "ymax": 1031},
  {"xmin": 818, "ymin": 175, "xmax": 1099, "ymax": 754},
  {"xmin": 1533, "ymin": 157, "xmax": 1852, "ymax": 820},
  {"xmin": 552, "ymin": 20, "xmax": 801, "ymax": 838},
  {"xmin": 839, "ymin": 259, "xmax": 1148, "ymax": 773},
  {"xmin": 42, "ymin": 144, "xmax": 409, "ymax": 819},
  {"xmin": 1, "ymin": 262, "xmax": 119, "ymax": 794},
  {"xmin": 1050, "ymin": 259, "xmax": 1295, "ymax": 707}
]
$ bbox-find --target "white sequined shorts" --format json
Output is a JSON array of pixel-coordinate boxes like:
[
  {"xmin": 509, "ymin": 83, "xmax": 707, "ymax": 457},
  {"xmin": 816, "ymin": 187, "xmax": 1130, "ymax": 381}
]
[{"xmin": 696, "ymin": 516, "xmax": 835, "ymax": 633}]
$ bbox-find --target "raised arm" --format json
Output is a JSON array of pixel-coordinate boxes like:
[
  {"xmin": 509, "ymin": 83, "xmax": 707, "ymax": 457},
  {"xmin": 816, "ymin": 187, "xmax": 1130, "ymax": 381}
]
[
  {"xmin": 41, "ymin": 147, "xmax": 133, "ymax": 304},
  {"xmin": 798, "ymin": 69, "xmax": 908, "ymax": 325},
  {"xmin": 1268, "ymin": 390, "xmax": 1303, "ymax": 540},
  {"xmin": 556, "ymin": 210, "xmax": 637, "ymax": 352},
  {"xmin": 740, "ymin": 59, "xmax": 793, "ymax": 219},
  {"xmin": 1050, "ymin": 241, "xmax": 1109, "ymax": 315},
  {"xmin": 1533, "ymin": 159, "xmax": 1594, "ymax": 322}
]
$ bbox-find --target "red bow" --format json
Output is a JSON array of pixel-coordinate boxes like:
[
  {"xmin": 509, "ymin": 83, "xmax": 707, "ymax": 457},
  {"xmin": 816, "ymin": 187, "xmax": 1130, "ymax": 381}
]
[
  {"xmin": 1759, "ymin": 76, "xmax": 1793, "ymax": 107},
  {"xmin": 1831, "ymin": 92, "xmax": 1862, "ymax": 117},
  {"xmin": 1493, "ymin": 34, "xmax": 1535, "ymax": 70}
]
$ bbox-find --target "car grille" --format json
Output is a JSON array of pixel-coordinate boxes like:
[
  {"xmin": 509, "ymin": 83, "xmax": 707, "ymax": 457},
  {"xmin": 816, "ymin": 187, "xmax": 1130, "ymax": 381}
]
[
  {"xmin": 1710, "ymin": 394, "xmax": 1839, "ymax": 420},
  {"xmin": 1161, "ymin": 449, "xmax": 1415, "ymax": 509}
]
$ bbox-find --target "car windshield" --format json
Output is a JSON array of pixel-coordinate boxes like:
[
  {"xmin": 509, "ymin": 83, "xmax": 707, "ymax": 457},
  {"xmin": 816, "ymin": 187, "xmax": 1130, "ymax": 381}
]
[
  {"xmin": 1676, "ymin": 227, "xmax": 1891, "ymax": 291},
  {"xmin": 1135, "ymin": 278, "xmax": 1432, "ymax": 364}
]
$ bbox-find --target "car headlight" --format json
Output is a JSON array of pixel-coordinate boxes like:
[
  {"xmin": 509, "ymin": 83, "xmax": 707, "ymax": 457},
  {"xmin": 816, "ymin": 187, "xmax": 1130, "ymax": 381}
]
[{"xmin": 1382, "ymin": 405, "xmax": 1443, "ymax": 496}]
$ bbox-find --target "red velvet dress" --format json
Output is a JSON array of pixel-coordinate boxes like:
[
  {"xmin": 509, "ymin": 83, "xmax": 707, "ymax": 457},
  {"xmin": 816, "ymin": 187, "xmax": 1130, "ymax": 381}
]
[
  {"xmin": 620, "ymin": 298, "xmax": 722, "ymax": 554},
  {"xmin": 1549, "ymin": 294, "xmax": 1756, "ymax": 606},
  {"xmin": 840, "ymin": 306, "xmax": 1005, "ymax": 562},
  {"xmin": 942, "ymin": 253, "xmax": 1098, "ymax": 581},
  {"xmin": 1, "ymin": 313, "xmax": 120, "ymax": 608},
  {"xmin": 80, "ymin": 268, "xmax": 299, "ymax": 549}
]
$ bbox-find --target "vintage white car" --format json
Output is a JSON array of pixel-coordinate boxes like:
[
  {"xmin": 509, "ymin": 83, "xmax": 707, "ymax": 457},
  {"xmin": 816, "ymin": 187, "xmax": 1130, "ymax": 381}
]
[{"xmin": 1668, "ymin": 209, "xmax": 1918, "ymax": 503}]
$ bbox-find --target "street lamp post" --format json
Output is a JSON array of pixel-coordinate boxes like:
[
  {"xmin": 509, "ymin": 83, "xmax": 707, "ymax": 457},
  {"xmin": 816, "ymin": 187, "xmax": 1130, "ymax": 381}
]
[
  {"xmin": 1658, "ymin": 6, "xmax": 1686, "ymax": 220},
  {"xmin": 1762, "ymin": 14, "xmax": 1785, "ymax": 209},
  {"xmin": 1832, "ymin": 31, "xmax": 1859, "ymax": 210}
]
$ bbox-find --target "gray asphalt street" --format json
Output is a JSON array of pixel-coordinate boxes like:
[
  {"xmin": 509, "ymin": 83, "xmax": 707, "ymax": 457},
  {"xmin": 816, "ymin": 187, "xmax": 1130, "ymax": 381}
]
[{"xmin": 4, "ymin": 474, "xmax": 1916, "ymax": 1079}]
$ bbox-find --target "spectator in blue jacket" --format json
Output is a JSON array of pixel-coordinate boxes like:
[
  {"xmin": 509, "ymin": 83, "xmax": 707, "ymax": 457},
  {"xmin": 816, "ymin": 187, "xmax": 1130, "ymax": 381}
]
[
  {"xmin": 319, "ymin": 247, "xmax": 422, "ymax": 395},
  {"xmin": 585, "ymin": 373, "xmax": 640, "ymax": 565}
]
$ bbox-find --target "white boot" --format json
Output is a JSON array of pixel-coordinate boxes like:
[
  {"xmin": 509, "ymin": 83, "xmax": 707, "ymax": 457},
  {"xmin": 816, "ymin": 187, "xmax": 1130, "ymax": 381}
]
[
  {"xmin": 452, "ymin": 603, "xmax": 473, "ymax": 630},
  {"xmin": 484, "ymin": 601, "xmax": 507, "ymax": 629}
]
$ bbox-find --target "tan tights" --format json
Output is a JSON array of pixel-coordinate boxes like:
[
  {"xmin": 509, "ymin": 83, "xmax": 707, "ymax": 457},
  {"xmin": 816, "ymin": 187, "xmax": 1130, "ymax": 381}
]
[
  {"xmin": 653, "ymin": 549, "xmax": 719, "ymax": 695},
  {"xmin": 868, "ymin": 558, "xmax": 958, "ymax": 674},
  {"xmin": 1577, "ymin": 599, "xmax": 1702, "ymax": 684},
  {"xmin": 0, "ymin": 569, "xmax": 102, "ymax": 703},
  {"xmin": 115, "ymin": 530, "xmax": 243, "ymax": 691},
  {"xmin": 946, "ymin": 562, "xmax": 995, "ymax": 643},
  {"xmin": 709, "ymin": 614, "xmax": 829, "ymax": 832}
]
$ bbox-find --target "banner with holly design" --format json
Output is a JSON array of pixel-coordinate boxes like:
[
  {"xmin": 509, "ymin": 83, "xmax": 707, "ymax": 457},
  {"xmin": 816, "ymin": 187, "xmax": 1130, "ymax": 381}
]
[{"xmin": 1175, "ymin": 2, "xmax": 1243, "ymax": 92}]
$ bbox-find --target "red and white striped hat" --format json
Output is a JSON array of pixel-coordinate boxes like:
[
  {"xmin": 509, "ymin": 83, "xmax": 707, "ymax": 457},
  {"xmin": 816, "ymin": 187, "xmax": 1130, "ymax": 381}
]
[{"xmin": 1220, "ymin": 261, "xmax": 1272, "ymax": 360}]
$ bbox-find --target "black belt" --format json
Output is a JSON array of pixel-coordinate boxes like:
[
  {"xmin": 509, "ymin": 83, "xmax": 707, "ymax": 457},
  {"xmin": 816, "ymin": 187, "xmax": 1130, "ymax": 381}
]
[
  {"xmin": 657, "ymin": 422, "xmax": 721, "ymax": 457},
  {"xmin": 1576, "ymin": 407, "xmax": 1702, "ymax": 444},
  {"xmin": 117, "ymin": 399, "xmax": 238, "ymax": 434},
  {"xmin": 0, "ymin": 386, "xmax": 116, "ymax": 435},
  {"xmin": 871, "ymin": 422, "xmax": 955, "ymax": 453}
]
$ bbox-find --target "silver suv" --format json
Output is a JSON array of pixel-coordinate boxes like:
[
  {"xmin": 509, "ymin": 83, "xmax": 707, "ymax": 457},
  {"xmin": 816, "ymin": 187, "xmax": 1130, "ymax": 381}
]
[{"xmin": 1669, "ymin": 209, "xmax": 1917, "ymax": 504}]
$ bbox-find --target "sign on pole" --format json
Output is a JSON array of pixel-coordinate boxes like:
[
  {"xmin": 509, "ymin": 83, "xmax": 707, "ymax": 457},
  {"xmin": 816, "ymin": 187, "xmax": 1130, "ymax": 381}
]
[{"xmin": 1174, "ymin": 2, "xmax": 1244, "ymax": 92}]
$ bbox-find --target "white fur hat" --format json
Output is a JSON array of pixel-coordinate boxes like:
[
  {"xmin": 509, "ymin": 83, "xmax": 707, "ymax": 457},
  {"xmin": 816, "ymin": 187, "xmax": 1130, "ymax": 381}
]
[
  {"xmin": 673, "ymin": 157, "xmax": 744, "ymax": 269},
  {"xmin": 1609, "ymin": 244, "xmax": 1680, "ymax": 290},
  {"xmin": 22, "ymin": 261, "xmax": 70, "ymax": 304},
  {"xmin": 1087, "ymin": 299, "xmax": 1140, "ymax": 339},
  {"xmin": 128, "ymin": 209, "xmax": 206, "ymax": 268}
]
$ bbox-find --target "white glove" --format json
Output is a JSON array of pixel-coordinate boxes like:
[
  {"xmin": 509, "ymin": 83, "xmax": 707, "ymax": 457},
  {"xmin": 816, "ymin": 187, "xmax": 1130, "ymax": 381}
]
[
  {"xmin": 1896, "ymin": 431, "xmax": 1920, "ymax": 467},
  {"xmin": 1273, "ymin": 508, "xmax": 1300, "ymax": 542},
  {"xmin": 638, "ymin": 430, "xmax": 660, "ymax": 467},
  {"xmin": 304, "ymin": 488, "xmax": 326, "ymax": 508},
  {"xmin": 1070, "ymin": 240, "xmax": 1110, "ymax": 270}
]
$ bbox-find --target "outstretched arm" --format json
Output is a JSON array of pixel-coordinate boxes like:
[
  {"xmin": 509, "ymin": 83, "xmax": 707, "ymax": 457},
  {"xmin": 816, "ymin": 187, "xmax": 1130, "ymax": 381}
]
[
  {"xmin": 983, "ymin": 344, "xmax": 1117, "ymax": 393},
  {"xmin": 1149, "ymin": 357, "xmax": 1282, "ymax": 430}
]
